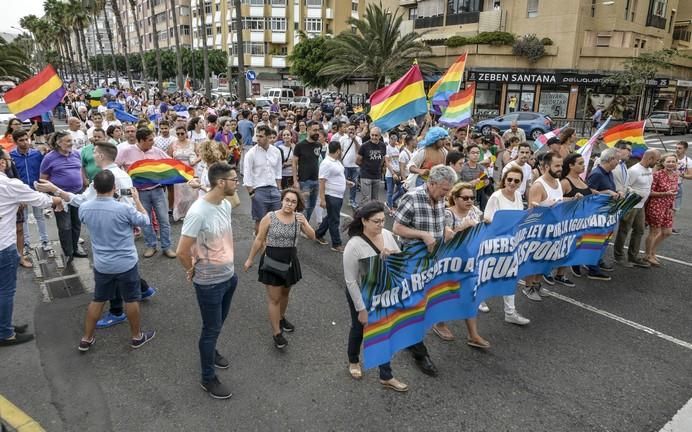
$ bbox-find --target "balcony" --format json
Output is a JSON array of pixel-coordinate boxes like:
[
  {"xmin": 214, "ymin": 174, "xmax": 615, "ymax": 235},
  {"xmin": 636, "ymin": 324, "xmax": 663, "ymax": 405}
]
[
  {"xmin": 271, "ymin": 55, "xmax": 287, "ymax": 68},
  {"xmin": 673, "ymin": 27, "xmax": 691, "ymax": 42},
  {"xmin": 446, "ymin": 11, "xmax": 480, "ymax": 26},
  {"xmin": 414, "ymin": 15, "xmax": 444, "ymax": 29},
  {"xmin": 646, "ymin": 14, "xmax": 666, "ymax": 30},
  {"xmin": 271, "ymin": 31, "xmax": 287, "ymax": 43},
  {"xmin": 250, "ymin": 30, "xmax": 265, "ymax": 42},
  {"xmin": 250, "ymin": 56, "xmax": 265, "ymax": 67},
  {"xmin": 325, "ymin": 8, "xmax": 333, "ymax": 19}
]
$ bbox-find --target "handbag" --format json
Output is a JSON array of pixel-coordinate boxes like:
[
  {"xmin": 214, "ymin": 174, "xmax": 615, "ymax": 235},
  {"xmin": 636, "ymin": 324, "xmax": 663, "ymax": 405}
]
[{"xmin": 259, "ymin": 214, "xmax": 298, "ymax": 279}]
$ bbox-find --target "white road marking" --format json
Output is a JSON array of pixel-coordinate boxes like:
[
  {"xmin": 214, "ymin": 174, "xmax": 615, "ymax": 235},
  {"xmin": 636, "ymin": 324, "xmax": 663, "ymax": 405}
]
[
  {"xmin": 547, "ymin": 290, "xmax": 692, "ymax": 351},
  {"xmin": 611, "ymin": 244, "xmax": 692, "ymax": 268},
  {"xmin": 659, "ymin": 398, "xmax": 692, "ymax": 432}
]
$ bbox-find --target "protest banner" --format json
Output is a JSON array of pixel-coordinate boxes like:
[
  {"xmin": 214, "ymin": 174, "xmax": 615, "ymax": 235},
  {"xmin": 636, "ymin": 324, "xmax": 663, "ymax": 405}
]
[{"xmin": 360, "ymin": 194, "xmax": 640, "ymax": 369}]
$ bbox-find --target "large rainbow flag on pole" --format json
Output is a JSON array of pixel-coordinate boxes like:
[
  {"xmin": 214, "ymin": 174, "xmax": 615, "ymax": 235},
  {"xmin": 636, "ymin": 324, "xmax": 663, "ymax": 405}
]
[
  {"xmin": 370, "ymin": 64, "xmax": 428, "ymax": 132},
  {"xmin": 428, "ymin": 53, "xmax": 467, "ymax": 107},
  {"xmin": 127, "ymin": 159, "xmax": 195, "ymax": 189},
  {"xmin": 4, "ymin": 65, "xmax": 66, "ymax": 121},
  {"xmin": 438, "ymin": 82, "xmax": 475, "ymax": 127},
  {"xmin": 602, "ymin": 120, "xmax": 647, "ymax": 158}
]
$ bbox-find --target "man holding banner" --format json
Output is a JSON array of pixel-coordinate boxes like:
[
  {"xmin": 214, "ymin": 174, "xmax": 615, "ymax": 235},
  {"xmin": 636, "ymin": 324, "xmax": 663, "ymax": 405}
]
[{"xmin": 392, "ymin": 165, "xmax": 458, "ymax": 377}]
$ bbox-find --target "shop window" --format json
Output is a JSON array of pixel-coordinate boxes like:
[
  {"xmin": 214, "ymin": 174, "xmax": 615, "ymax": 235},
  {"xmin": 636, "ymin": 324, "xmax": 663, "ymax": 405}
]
[
  {"xmin": 538, "ymin": 88, "xmax": 569, "ymax": 118},
  {"xmin": 474, "ymin": 82, "xmax": 501, "ymax": 116},
  {"xmin": 506, "ymin": 84, "xmax": 535, "ymax": 113}
]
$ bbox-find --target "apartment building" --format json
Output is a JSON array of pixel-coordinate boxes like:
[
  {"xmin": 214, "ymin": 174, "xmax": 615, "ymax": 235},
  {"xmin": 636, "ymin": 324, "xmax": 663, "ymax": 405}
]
[
  {"xmin": 379, "ymin": 0, "xmax": 692, "ymax": 120},
  {"xmin": 192, "ymin": 0, "xmax": 364, "ymax": 94},
  {"xmin": 111, "ymin": 0, "xmax": 194, "ymax": 55}
]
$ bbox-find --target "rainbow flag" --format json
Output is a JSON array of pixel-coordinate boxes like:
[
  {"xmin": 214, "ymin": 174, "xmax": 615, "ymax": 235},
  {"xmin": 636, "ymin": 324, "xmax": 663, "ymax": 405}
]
[
  {"xmin": 428, "ymin": 53, "xmax": 467, "ymax": 107},
  {"xmin": 127, "ymin": 159, "xmax": 194, "ymax": 188},
  {"xmin": 370, "ymin": 64, "xmax": 428, "ymax": 132},
  {"xmin": 602, "ymin": 120, "xmax": 647, "ymax": 158},
  {"xmin": 4, "ymin": 65, "xmax": 66, "ymax": 121},
  {"xmin": 438, "ymin": 82, "xmax": 475, "ymax": 127}
]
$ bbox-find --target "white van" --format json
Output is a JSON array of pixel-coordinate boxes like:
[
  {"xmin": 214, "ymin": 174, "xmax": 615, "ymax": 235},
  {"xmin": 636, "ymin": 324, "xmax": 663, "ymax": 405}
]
[{"xmin": 264, "ymin": 88, "xmax": 295, "ymax": 106}]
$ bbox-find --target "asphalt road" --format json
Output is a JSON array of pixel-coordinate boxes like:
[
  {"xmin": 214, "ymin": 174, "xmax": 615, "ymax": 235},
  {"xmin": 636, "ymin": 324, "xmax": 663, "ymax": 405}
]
[{"xmin": 3, "ymin": 151, "xmax": 692, "ymax": 431}]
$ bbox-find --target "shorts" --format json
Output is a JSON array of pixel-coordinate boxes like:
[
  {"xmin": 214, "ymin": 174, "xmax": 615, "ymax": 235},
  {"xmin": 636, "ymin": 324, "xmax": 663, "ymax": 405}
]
[
  {"xmin": 93, "ymin": 264, "xmax": 141, "ymax": 303},
  {"xmin": 251, "ymin": 186, "xmax": 281, "ymax": 221}
]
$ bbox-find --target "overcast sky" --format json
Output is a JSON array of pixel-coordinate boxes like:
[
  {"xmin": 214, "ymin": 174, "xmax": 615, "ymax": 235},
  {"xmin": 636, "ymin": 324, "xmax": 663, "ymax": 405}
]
[{"xmin": 1, "ymin": 1, "xmax": 46, "ymax": 34}]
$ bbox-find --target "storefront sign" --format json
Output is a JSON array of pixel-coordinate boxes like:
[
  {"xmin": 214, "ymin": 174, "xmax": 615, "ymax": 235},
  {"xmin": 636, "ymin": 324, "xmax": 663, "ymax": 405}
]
[
  {"xmin": 677, "ymin": 79, "xmax": 692, "ymax": 87},
  {"xmin": 469, "ymin": 70, "xmax": 670, "ymax": 87}
]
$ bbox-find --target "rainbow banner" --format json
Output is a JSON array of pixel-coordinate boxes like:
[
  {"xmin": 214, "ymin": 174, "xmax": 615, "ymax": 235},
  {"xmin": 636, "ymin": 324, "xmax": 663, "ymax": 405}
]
[
  {"xmin": 428, "ymin": 53, "xmax": 467, "ymax": 107},
  {"xmin": 370, "ymin": 64, "xmax": 428, "ymax": 132},
  {"xmin": 602, "ymin": 120, "xmax": 647, "ymax": 158},
  {"xmin": 4, "ymin": 65, "xmax": 66, "ymax": 121},
  {"xmin": 360, "ymin": 193, "xmax": 640, "ymax": 368},
  {"xmin": 127, "ymin": 159, "xmax": 194, "ymax": 188},
  {"xmin": 438, "ymin": 82, "xmax": 475, "ymax": 127}
]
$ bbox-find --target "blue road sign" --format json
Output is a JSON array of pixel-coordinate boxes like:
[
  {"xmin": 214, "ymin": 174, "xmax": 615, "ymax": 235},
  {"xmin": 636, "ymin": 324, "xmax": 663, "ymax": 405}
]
[{"xmin": 246, "ymin": 70, "xmax": 256, "ymax": 81}]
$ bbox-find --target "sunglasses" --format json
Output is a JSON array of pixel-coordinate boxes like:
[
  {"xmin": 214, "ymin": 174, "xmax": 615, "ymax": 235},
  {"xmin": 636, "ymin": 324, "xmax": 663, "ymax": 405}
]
[
  {"xmin": 505, "ymin": 178, "xmax": 522, "ymax": 184},
  {"xmin": 176, "ymin": 132, "xmax": 186, "ymax": 136},
  {"xmin": 456, "ymin": 195, "xmax": 474, "ymax": 201}
]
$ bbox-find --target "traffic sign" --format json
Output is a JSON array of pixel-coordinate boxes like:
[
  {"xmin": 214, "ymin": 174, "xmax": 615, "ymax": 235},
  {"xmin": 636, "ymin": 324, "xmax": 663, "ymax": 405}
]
[{"xmin": 246, "ymin": 70, "xmax": 256, "ymax": 81}]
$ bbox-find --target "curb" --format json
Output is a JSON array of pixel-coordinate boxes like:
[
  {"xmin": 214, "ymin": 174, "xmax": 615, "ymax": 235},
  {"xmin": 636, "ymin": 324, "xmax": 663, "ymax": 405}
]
[{"xmin": 0, "ymin": 395, "xmax": 45, "ymax": 432}]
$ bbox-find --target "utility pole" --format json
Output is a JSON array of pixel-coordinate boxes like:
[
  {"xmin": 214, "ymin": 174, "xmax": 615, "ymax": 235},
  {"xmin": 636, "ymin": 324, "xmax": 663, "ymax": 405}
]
[{"xmin": 234, "ymin": 0, "xmax": 246, "ymax": 102}]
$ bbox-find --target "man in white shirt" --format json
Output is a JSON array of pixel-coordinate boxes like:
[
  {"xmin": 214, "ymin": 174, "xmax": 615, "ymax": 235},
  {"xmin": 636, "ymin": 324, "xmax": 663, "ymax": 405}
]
[
  {"xmin": 0, "ymin": 150, "xmax": 62, "ymax": 346},
  {"xmin": 611, "ymin": 141, "xmax": 632, "ymax": 195},
  {"xmin": 67, "ymin": 116, "xmax": 88, "ymax": 151},
  {"xmin": 384, "ymin": 134, "xmax": 401, "ymax": 208},
  {"xmin": 86, "ymin": 112, "xmax": 107, "ymax": 139},
  {"xmin": 501, "ymin": 121, "xmax": 526, "ymax": 144},
  {"xmin": 674, "ymin": 141, "xmax": 692, "ymax": 234},
  {"xmin": 501, "ymin": 142, "xmax": 533, "ymax": 199},
  {"xmin": 243, "ymin": 124, "xmax": 283, "ymax": 233},
  {"xmin": 315, "ymin": 141, "xmax": 347, "ymax": 252},
  {"xmin": 154, "ymin": 122, "xmax": 175, "ymax": 153},
  {"xmin": 340, "ymin": 124, "xmax": 362, "ymax": 208},
  {"xmin": 613, "ymin": 148, "xmax": 658, "ymax": 268}
]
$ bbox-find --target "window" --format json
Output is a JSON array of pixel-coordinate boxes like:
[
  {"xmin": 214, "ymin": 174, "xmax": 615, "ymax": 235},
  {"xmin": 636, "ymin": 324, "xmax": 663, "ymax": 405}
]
[
  {"xmin": 270, "ymin": 17, "xmax": 286, "ymax": 31},
  {"xmin": 448, "ymin": 0, "xmax": 482, "ymax": 14},
  {"xmin": 306, "ymin": 0, "xmax": 322, "ymax": 7},
  {"xmin": 279, "ymin": 46, "xmax": 288, "ymax": 55},
  {"xmin": 351, "ymin": 2, "xmax": 358, "ymax": 12},
  {"xmin": 179, "ymin": 6, "xmax": 190, "ymax": 16},
  {"xmin": 271, "ymin": 0, "xmax": 286, "ymax": 5},
  {"xmin": 640, "ymin": 39, "xmax": 646, "ymax": 48},
  {"xmin": 409, "ymin": 7, "xmax": 418, "ymax": 20},
  {"xmin": 596, "ymin": 35, "xmax": 611, "ymax": 47},
  {"xmin": 244, "ymin": 17, "xmax": 266, "ymax": 30},
  {"xmin": 204, "ymin": 1, "xmax": 212, "ymax": 14},
  {"xmin": 634, "ymin": 37, "xmax": 641, "ymax": 47},
  {"xmin": 527, "ymin": 0, "xmax": 538, "ymax": 17},
  {"xmin": 231, "ymin": 41, "xmax": 265, "ymax": 55},
  {"xmin": 305, "ymin": 18, "xmax": 322, "ymax": 32},
  {"xmin": 216, "ymin": 25, "xmax": 222, "ymax": 34},
  {"xmin": 652, "ymin": 0, "xmax": 666, "ymax": 17},
  {"xmin": 538, "ymin": 88, "xmax": 569, "ymax": 118},
  {"xmin": 206, "ymin": 26, "xmax": 212, "ymax": 36}
]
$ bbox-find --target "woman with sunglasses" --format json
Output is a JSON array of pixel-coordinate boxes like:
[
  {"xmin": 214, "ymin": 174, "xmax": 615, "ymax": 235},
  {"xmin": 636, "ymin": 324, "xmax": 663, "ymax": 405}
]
[
  {"xmin": 0, "ymin": 119, "xmax": 25, "ymax": 152},
  {"xmin": 484, "ymin": 167, "xmax": 531, "ymax": 326},
  {"xmin": 244, "ymin": 189, "xmax": 315, "ymax": 350},
  {"xmin": 168, "ymin": 126, "xmax": 200, "ymax": 221},
  {"xmin": 342, "ymin": 201, "xmax": 408, "ymax": 392},
  {"xmin": 431, "ymin": 183, "xmax": 490, "ymax": 346}
]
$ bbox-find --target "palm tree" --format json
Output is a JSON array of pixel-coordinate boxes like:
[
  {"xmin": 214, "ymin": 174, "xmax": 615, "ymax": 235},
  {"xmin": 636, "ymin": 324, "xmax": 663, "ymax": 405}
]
[
  {"xmin": 128, "ymin": 0, "xmax": 150, "ymax": 89},
  {"xmin": 44, "ymin": 0, "xmax": 79, "ymax": 81},
  {"xmin": 0, "ymin": 36, "xmax": 32, "ymax": 80},
  {"xmin": 148, "ymin": 0, "xmax": 163, "ymax": 89},
  {"xmin": 319, "ymin": 2, "xmax": 431, "ymax": 91},
  {"xmin": 84, "ymin": 0, "xmax": 108, "ymax": 85},
  {"xmin": 110, "ymin": 0, "xmax": 133, "ymax": 87},
  {"xmin": 19, "ymin": 15, "xmax": 44, "ymax": 67},
  {"xmin": 101, "ymin": 2, "xmax": 119, "ymax": 85},
  {"xmin": 233, "ymin": 0, "xmax": 246, "ymax": 101},
  {"xmin": 169, "ymin": 0, "xmax": 183, "ymax": 90},
  {"xmin": 197, "ymin": 0, "xmax": 211, "ymax": 98},
  {"xmin": 69, "ymin": 0, "xmax": 94, "ymax": 85}
]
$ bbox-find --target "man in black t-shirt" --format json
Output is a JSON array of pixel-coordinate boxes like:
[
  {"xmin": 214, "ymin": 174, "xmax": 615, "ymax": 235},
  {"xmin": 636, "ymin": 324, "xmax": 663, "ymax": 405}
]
[
  {"xmin": 292, "ymin": 120, "xmax": 322, "ymax": 223},
  {"xmin": 356, "ymin": 126, "xmax": 387, "ymax": 204}
]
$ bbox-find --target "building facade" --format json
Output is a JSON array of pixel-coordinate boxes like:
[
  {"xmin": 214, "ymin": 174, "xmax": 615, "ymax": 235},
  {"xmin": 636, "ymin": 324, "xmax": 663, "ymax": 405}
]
[
  {"xmin": 379, "ymin": 0, "xmax": 692, "ymax": 121},
  {"xmin": 192, "ymin": 0, "xmax": 364, "ymax": 94}
]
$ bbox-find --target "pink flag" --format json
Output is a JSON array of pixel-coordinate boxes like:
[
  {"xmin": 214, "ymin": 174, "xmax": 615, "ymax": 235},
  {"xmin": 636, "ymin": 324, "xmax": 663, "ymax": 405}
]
[
  {"xmin": 534, "ymin": 123, "xmax": 569, "ymax": 148},
  {"xmin": 577, "ymin": 116, "xmax": 612, "ymax": 180}
]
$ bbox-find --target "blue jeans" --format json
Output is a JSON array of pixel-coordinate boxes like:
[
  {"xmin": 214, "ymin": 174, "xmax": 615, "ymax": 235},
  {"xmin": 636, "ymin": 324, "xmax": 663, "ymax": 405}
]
[
  {"xmin": 315, "ymin": 195, "xmax": 343, "ymax": 247},
  {"xmin": 139, "ymin": 187, "xmax": 171, "ymax": 250},
  {"xmin": 674, "ymin": 181, "xmax": 683, "ymax": 211},
  {"xmin": 194, "ymin": 274, "xmax": 238, "ymax": 382},
  {"xmin": 385, "ymin": 177, "xmax": 402, "ymax": 208},
  {"xmin": 23, "ymin": 206, "xmax": 49, "ymax": 246},
  {"xmin": 0, "ymin": 245, "xmax": 20, "ymax": 339},
  {"xmin": 299, "ymin": 179, "xmax": 319, "ymax": 223},
  {"xmin": 344, "ymin": 167, "xmax": 360, "ymax": 206}
]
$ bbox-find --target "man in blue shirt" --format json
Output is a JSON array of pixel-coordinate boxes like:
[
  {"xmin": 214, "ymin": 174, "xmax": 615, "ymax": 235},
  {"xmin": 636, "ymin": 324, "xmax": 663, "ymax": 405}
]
[
  {"xmin": 62, "ymin": 170, "xmax": 155, "ymax": 352},
  {"xmin": 586, "ymin": 147, "xmax": 622, "ymax": 280},
  {"xmin": 237, "ymin": 110, "xmax": 255, "ymax": 147},
  {"xmin": 9, "ymin": 130, "xmax": 52, "ymax": 257}
]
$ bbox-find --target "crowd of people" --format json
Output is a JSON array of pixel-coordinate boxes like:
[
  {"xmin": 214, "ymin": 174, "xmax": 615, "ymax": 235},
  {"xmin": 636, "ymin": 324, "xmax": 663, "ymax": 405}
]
[{"xmin": 1, "ymin": 86, "xmax": 691, "ymax": 399}]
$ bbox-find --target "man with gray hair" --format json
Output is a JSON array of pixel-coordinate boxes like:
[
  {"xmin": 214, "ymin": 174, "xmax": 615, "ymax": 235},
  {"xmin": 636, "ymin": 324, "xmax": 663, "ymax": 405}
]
[
  {"xmin": 392, "ymin": 164, "xmax": 458, "ymax": 378},
  {"xmin": 356, "ymin": 126, "xmax": 387, "ymax": 204},
  {"xmin": 501, "ymin": 120, "xmax": 526, "ymax": 144},
  {"xmin": 585, "ymin": 147, "xmax": 622, "ymax": 280}
]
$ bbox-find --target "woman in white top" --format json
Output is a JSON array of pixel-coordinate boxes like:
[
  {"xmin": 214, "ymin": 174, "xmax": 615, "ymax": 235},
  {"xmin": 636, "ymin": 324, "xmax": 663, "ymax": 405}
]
[
  {"xmin": 187, "ymin": 117, "xmax": 207, "ymax": 146},
  {"xmin": 169, "ymin": 126, "xmax": 200, "ymax": 220},
  {"xmin": 431, "ymin": 183, "xmax": 490, "ymax": 348},
  {"xmin": 342, "ymin": 201, "xmax": 408, "ymax": 392},
  {"xmin": 484, "ymin": 166, "xmax": 531, "ymax": 326}
]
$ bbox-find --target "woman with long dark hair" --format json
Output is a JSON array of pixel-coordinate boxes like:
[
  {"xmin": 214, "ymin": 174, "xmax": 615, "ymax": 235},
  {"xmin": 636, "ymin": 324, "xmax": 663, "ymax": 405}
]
[{"xmin": 342, "ymin": 201, "xmax": 408, "ymax": 392}]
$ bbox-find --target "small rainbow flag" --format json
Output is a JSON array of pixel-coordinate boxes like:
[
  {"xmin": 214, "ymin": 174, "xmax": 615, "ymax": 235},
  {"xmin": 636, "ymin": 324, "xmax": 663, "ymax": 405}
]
[
  {"xmin": 127, "ymin": 159, "xmax": 194, "ymax": 188},
  {"xmin": 370, "ymin": 64, "xmax": 428, "ymax": 132},
  {"xmin": 602, "ymin": 120, "xmax": 647, "ymax": 158},
  {"xmin": 428, "ymin": 53, "xmax": 467, "ymax": 107},
  {"xmin": 576, "ymin": 232, "xmax": 612, "ymax": 250},
  {"xmin": 438, "ymin": 82, "xmax": 475, "ymax": 128},
  {"xmin": 4, "ymin": 65, "xmax": 66, "ymax": 121}
]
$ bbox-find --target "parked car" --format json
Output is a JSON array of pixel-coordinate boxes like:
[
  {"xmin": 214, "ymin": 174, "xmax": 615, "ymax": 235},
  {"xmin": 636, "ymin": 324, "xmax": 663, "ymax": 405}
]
[
  {"xmin": 252, "ymin": 97, "xmax": 272, "ymax": 109},
  {"xmin": 290, "ymin": 96, "xmax": 313, "ymax": 109},
  {"xmin": 475, "ymin": 112, "xmax": 554, "ymax": 140},
  {"xmin": 264, "ymin": 88, "xmax": 295, "ymax": 107},
  {"xmin": 677, "ymin": 109, "xmax": 692, "ymax": 132},
  {"xmin": 645, "ymin": 111, "xmax": 688, "ymax": 135}
]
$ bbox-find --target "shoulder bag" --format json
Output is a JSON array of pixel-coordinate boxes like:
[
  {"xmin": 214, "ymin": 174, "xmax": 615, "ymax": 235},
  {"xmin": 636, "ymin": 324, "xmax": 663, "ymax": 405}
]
[{"xmin": 260, "ymin": 214, "xmax": 298, "ymax": 279}]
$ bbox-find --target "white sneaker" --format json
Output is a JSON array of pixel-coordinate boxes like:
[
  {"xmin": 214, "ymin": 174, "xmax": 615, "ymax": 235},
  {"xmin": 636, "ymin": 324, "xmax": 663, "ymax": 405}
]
[
  {"xmin": 478, "ymin": 302, "xmax": 490, "ymax": 313},
  {"xmin": 505, "ymin": 312, "xmax": 530, "ymax": 326}
]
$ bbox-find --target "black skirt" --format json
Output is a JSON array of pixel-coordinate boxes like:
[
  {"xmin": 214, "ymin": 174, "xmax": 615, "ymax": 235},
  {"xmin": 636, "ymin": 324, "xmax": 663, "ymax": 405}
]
[{"xmin": 258, "ymin": 246, "xmax": 302, "ymax": 287}]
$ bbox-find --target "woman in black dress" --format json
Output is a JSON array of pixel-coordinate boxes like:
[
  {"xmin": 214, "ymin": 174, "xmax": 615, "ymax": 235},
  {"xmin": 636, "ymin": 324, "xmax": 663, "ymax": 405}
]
[{"xmin": 244, "ymin": 189, "xmax": 315, "ymax": 349}]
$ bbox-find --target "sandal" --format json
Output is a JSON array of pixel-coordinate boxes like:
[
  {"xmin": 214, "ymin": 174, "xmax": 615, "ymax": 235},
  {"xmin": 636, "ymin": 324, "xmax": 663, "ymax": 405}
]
[
  {"xmin": 348, "ymin": 363, "xmax": 362, "ymax": 379},
  {"xmin": 646, "ymin": 256, "xmax": 662, "ymax": 267},
  {"xmin": 380, "ymin": 378, "xmax": 409, "ymax": 392},
  {"xmin": 432, "ymin": 323, "xmax": 455, "ymax": 341},
  {"xmin": 467, "ymin": 338, "xmax": 491, "ymax": 349},
  {"xmin": 19, "ymin": 257, "xmax": 33, "ymax": 268}
]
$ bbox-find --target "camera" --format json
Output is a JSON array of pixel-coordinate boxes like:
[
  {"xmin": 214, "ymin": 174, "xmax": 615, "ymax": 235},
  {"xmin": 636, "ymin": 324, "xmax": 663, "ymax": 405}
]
[{"xmin": 119, "ymin": 188, "xmax": 133, "ymax": 196}]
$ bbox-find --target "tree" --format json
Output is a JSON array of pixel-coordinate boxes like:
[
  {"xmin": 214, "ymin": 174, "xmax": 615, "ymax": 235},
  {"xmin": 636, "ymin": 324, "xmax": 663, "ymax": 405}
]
[
  {"xmin": 148, "ymin": 0, "xmax": 163, "ymax": 89},
  {"xmin": 44, "ymin": 0, "xmax": 79, "ymax": 81},
  {"xmin": 288, "ymin": 32, "xmax": 333, "ymax": 88},
  {"xmin": 319, "ymin": 2, "xmax": 431, "ymax": 91},
  {"xmin": 100, "ymin": 1, "xmax": 119, "ymax": 85},
  {"xmin": 197, "ymin": 0, "xmax": 211, "ymax": 98},
  {"xmin": 0, "ymin": 36, "xmax": 32, "ymax": 81},
  {"xmin": 128, "ymin": 0, "xmax": 149, "ymax": 90},
  {"xmin": 169, "ymin": 0, "xmax": 184, "ymax": 90},
  {"xmin": 234, "ymin": 0, "xmax": 246, "ymax": 101},
  {"xmin": 69, "ymin": 0, "xmax": 94, "ymax": 84},
  {"xmin": 84, "ymin": 0, "xmax": 108, "ymax": 84},
  {"xmin": 603, "ymin": 49, "xmax": 678, "ymax": 120},
  {"xmin": 110, "ymin": 0, "xmax": 133, "ymax": 87}
]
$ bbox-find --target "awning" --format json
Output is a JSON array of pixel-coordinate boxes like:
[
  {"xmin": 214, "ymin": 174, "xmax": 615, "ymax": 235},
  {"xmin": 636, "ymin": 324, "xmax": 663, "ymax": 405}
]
[{"xmin": 257, "ymin": 72, "xmax": 282, "ymax": 80}]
